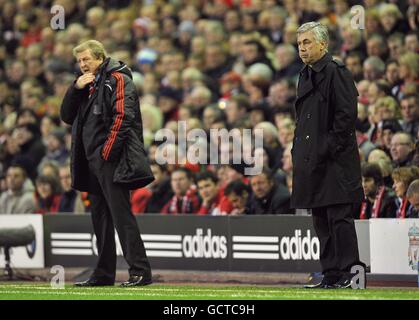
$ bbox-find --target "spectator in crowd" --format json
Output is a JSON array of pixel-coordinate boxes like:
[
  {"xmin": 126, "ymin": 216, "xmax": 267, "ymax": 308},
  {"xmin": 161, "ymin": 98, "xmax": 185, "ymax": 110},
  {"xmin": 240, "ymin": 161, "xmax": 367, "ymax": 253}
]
[
  {"xmin": 158, "ymin": 86, "xmax": 182, "ymax": 125},
  {"xmin": 376, "ymin": 118, "xmax": 403, "ymax": 156},
  {"xmin": 225, "ymin": 94, "xmax": 250, "ymax": 129},
  {"xmin": 0, "ymin": 164, "xmax": 36, "ymax": 214},
  {"xmin": 34, "ymin": 174, "xmax": 62, "ymax": 214},
  {"xmin": 400, "ymin": 94, "xmax": 419, "ymax": 139},
  {"xmin": 132, "ymin": 162, "xmax": 173, "ymax": 214},
  {"xmin": 224, "ymin": 179, "xmax": 252, "ymax": 215},
  {"xmin": 344, "ymin": 52, "xmax": 364, "ymax": 82},
  {"xmin": 390, "ymin": 132, "xmax": 416, "ymax": 168},
  {"xmin": 38, "ymin": 128, "xmax": 70, "ymax": 169},
  {"xmin": 57, "ymin": 163, "xmax": 85, "ymax": 214},
  {"xmin": 406, "ymin": 179, "xmax": 419, "ymax": 213},
  {"xmin": 391, "ymin": 166, "xmax": 419, "ymax": 218},
  {"xmin": 273, "ymin": 43, "xmax": 302, "ymax": 81},
  {"xmin": 161, "ymin": 167, "xmax": 201, "ymax": 214},
  {"xmin": 368, "ymin": 148, "xmax": 395, "ymax": 189},
  {"xmin": 249, "ymin": 168, "xmax": 293, "ymax": 215},
  {"xmin": 196, "ymin": 171, "xmax": 231, "ymax": 215},
  {"xmin": 11, "ymin": 123, "xmax": 46, "ymax": 180},
  {"xmin": 363, "ymin": 56, "xmax": 385, "ymax": 82},
  {"xmin": 356, "ymin": 162, "xmax": 397, "ymax": 219}
]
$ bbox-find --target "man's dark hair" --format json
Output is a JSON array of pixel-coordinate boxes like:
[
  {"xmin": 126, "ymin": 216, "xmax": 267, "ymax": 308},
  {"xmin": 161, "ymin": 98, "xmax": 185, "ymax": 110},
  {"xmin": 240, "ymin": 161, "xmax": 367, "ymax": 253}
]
[
  {"xmin": 172, "ymin": 167, "xmax": 194, "ymax": 181},
  {"xmin": 196, "ymin": 171, "xmax": 219, "ymax": 184},
  {"xmin": 243, "ymin": 40, "xmax": 266, "ymax": 56},
  {"xmin": 228, "ymin": 94, "xmax": 251, "ymax": 111},
  {"xmin": 361, "ymin": 162, "xmax": 383, "ymax": 185},
  {"xmin": 401, "ymin": 93, "xmax": 418, "ymax": 103},
  {"xmin": 250, "ymin": 167, "xmax": 274, "ymax": 182},
  {"xmin": 35, "ymin": 174, "xmax": 62, "ymax": 195},
  {"xmin": 224, "ymin": 180, "xmax": 251, "ymax": 197},
  {"xmin": 7, "ymin": 164, "xmax": 27, "ymax": 178},
  {"xmin": 344, "ymin": 51, "xmax": 363, "ymax": 64}
]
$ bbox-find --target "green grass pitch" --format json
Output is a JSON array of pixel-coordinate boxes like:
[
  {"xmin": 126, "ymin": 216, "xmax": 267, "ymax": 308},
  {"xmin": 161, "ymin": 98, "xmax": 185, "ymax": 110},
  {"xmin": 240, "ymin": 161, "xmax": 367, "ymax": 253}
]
[{"xmin": 0, "ymin": 282, "xmax": 418, "ymax": 300}]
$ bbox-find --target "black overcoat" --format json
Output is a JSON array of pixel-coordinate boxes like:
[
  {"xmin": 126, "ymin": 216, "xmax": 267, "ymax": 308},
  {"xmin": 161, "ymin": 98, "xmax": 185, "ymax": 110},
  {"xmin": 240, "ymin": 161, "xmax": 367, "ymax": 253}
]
[{"xmin": 290, "ymin": 53, "xmax": 364, "ymax": 209}]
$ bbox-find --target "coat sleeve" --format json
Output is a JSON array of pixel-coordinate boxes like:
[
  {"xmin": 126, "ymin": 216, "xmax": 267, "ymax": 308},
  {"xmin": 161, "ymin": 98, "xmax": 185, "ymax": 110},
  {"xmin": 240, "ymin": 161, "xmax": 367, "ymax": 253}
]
[
  {"xmin": 60, "ymin": 83, "xmax": 88, "ymax": 125},
  {"xmin": 101, "ymin": 72, "xmax": 136, "ymax": 162},
  {"xmin": 327, "ymin": 65, "xmax": 359, "ymax": 158}
]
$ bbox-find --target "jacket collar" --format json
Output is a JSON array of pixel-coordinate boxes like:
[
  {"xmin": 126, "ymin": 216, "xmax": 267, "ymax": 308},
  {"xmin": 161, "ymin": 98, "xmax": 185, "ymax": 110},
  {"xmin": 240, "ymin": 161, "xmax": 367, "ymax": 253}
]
[{"xmin": 311, "ymin": 52, "xmax": 332, "ymax": 73}]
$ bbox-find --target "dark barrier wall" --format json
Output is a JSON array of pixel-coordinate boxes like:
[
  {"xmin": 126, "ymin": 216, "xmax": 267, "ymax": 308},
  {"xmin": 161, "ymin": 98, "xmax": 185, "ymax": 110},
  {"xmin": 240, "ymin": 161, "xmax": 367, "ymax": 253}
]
[{"xmin": 44, "ymin": 215, "xmax": 369, "ymax": 273}]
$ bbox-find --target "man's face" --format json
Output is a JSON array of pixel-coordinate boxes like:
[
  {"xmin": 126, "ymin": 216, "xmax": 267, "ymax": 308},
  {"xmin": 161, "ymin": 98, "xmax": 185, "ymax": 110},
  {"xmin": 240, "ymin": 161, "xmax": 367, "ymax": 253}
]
[
  {"xmin": 393, "ymin": 179, "xmax": 406, "ymax": 198},
  {"xmin": 390, "ymin": 134, "xmax": 414, "ymax": 162},
  {"xmin": 36, "ymin": 182, "xmax": 52, "ymax": 199},
  {"xmin": 225, "ymin": 101, "xmax": 241, "ymax": 125},
  {"xmin": 388, "ymin": 39, "xmax": 404, "ymax": 60},
  {"xmin": 205, "ymin": 47, "xmax": 224, "ymax": 69},
  {"xmin": 268, "ymin": 83, "xmax": 289, "ymax": 107},
  {"xmin": 59, "ymin": 167, "xmax": 72, "ymax": 192},
  {"xmin": 76, "ymin": 49, "xmax": 103, "ymax": 74},
  {"xmin": 250, "ymin": 174, "xmax": 273, "ymax": 199},
  {"xmin": 197, "ymin": 179, "xmax": 218, "ymax": 202},
  {"xmin": 386, "ymin": 62, "xmax": 400, "ymax": 85},
  {"xmin": 401, "ymin": 97, "xmax": 418, "ymax": 122},
  {"xmin": 227, "ymin": 192, "xmax": 248, "ymax": 210},
  {"xmin": 381, "ymin": 129, "xmax": 394, "ymax": 149},
  {"xmin": 346, "ymin": 56, "xmax": 362, "ymax": 77},
  {"xmin": 405, "ymin": 34, "xmax": 418, "ymax": 52},
  {"xmin": 367, "ymin": 38, "xmax": 384, "ymax": 57},
  {"xmin": 6, "ymin": 167, "xmax": 26, "ymax": 192},
  {"xmin": 150, "ymin": 165, "xmax": 165, "ymax": 185},
  {"xmin": 362, "ymin": 177, "xmax": 378, "ymax": 198},
  {"xmin": 297, "ymin": 31, "xmax": 327, "ymax": 66},
  {"xmin": 203, "ymin": 108, "xmax": 217, "ymax": 129},
  {"xmin": 242, "ymin": 43, "xmax": 259, "ymax": 64},
  {"xmin": 171, "ymin": 171, "xmax": 191, "ymax": 196},
  {"xmin": 363, "ymin": 63, "xmax": 378, "ymax": 81}
]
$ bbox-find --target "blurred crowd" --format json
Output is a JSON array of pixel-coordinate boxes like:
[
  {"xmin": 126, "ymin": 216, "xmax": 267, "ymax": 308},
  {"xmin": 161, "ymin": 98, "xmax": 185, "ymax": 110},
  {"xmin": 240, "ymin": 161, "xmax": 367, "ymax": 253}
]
[{"xmin": 0, "ymin": 0, "xmax": 418, "ymax": 218}]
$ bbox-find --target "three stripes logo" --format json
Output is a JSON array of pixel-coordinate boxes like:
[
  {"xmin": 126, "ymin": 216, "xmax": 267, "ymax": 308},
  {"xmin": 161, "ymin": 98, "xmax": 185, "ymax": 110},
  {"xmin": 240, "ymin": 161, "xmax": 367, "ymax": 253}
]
[
  {"xmin": 142, "ymin": 234, "xmax": 183, "ymax": 258},
  {"xmin": 51, "ymin": 233, "xmax": 93, "ymax": 256},
  {"xmin": 232, "ymin": 236, "xmax": 280, "ymax": 260}
]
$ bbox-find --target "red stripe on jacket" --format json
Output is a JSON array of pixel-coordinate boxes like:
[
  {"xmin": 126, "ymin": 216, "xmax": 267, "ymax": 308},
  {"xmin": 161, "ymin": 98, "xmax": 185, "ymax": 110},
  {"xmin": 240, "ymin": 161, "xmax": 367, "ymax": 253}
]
[{"xmin": 102, "ymin": 72, "xmax": 125, "ymax": 160}]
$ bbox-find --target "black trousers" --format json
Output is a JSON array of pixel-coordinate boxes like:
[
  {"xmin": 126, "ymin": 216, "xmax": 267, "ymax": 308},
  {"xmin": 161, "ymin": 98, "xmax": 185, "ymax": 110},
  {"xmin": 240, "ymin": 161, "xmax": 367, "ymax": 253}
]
[
  {"xmin": 87, "ymin": 158, "xmax": 151, "ymax": 282},
  {"xmin": 311, "ymin": 203, "xmax": 360, "ymax": 281}
]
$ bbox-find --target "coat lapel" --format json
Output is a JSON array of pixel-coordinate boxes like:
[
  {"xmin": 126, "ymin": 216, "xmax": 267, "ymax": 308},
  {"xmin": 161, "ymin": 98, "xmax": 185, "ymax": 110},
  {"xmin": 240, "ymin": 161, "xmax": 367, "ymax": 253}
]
[{"xmin": 295, "ymin": 68, "xmax": 313, "ymax": 106}]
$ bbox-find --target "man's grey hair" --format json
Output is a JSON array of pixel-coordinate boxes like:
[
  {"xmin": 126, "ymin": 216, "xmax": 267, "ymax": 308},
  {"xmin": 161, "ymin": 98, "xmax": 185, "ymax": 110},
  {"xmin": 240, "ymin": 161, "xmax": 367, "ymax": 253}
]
[
  {"xmin": 297, "ymin": 22, "xmax": 329, "ymax": 46},
  {"xmin": 407, "ymin": 179, "xmax": 419, "ymax": 198},
  {"xmin": 363, "ymin": 56, "xmax": 386, "ymax": 73},
  {"xmin": 276, "ymin": 43, "xmax": 297, "ymax": 57}
]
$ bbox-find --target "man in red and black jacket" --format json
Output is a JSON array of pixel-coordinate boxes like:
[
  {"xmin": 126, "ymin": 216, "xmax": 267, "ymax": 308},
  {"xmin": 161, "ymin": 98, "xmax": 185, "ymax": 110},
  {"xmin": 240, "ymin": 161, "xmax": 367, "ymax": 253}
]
[
  {"xmin": 355, "ymin": 162, "xmax": 397, "ymax": 219},
  {"xmin": 60, "ymin": 40, "xmax": 154, "ymax": 288}
]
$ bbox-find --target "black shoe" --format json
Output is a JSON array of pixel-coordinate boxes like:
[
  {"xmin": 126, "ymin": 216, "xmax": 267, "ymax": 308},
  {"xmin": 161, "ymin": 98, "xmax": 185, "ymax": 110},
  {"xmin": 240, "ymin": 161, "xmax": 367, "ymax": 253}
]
[
  {"xmin": 304, "ymin": 273, "xmax": 339, "ymax": 289},
  {"xmin": 120, "ymin": 274, "xmax": 152, "ymax": 287},
  {"xmin": 74, "ymin": 278, "xmax": 114, "ymax": 287},
  {"xmin": 333, "ymin": 275, "xmax": 353, "ymax": 289},
  {"xmin": 304, "ymin": 280, "xmax": 337, "ymax": 289}
]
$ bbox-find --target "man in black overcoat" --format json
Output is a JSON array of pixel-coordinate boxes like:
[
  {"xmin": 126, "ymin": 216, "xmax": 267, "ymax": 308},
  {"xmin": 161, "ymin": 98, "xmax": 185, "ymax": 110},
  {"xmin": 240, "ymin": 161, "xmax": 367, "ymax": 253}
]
[
  {"xmin": 291, "ymin": 22, "xmax": 365, "ymax": 289},
  {"xmin": 60, "ymin": 40, "xmax": 155, "ymax": 287}
]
